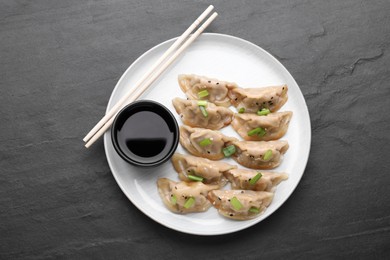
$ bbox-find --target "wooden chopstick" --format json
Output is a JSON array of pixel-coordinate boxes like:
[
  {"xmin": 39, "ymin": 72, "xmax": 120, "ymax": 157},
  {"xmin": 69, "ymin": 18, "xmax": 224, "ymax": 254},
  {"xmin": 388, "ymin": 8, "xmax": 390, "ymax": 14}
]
[
  {"xmin": 83, "ymin": 5, "xmax": 214, "ymax": 144},
  {"xmin": 84, "ymin": 9, "xmax": 218, "ymax": 148}
]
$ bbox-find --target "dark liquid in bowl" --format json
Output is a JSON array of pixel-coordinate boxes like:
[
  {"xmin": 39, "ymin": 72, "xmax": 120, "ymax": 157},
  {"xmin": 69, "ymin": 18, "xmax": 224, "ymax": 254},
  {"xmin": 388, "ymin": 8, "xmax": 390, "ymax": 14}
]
[{"xmin": 115, "ymin": 108, "xmax": 176, "ymax": 164}]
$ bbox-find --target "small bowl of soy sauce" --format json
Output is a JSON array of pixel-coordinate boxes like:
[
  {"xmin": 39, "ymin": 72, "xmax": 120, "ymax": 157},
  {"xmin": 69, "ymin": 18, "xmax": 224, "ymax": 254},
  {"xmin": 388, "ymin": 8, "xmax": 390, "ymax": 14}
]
[{"xmin": 111, "ymin": 100, "xmax": 179, "ymax": 167}]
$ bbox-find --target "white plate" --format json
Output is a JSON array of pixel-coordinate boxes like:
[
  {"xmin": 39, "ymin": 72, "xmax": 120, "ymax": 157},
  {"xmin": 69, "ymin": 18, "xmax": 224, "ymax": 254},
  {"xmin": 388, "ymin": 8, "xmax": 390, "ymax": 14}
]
[{"xmin": 104, "ymin": 33, "xmax": 311, "ymax": 235}]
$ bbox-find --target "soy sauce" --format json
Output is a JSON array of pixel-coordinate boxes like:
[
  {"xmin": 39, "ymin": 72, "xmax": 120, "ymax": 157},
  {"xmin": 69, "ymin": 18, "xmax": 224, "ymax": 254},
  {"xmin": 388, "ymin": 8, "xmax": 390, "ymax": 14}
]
[{"xmin": 113, "ymin": 102, "xmax": 178, "ymax": 165}]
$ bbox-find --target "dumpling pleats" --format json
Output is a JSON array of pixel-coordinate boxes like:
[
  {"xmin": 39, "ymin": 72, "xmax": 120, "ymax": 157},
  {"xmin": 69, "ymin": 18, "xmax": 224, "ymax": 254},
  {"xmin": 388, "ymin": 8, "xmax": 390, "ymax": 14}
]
[
  {"xmin": 231, "ymin": 111, "xmax": 292, "ymax": 141},
  {"xmin": 179, "ymin": 125, "xmax": 238, "ymax": 160},
  {"xmin": 171, "ymin": 153, "xmax": 236, "ymax": 187},
  {"xmin": 157, "ymin": 178, "xmax": 219, "ymax": 214},
  {"xmin": 228, "ymin": 85, "xmax": 288, "ymax": 113},
  {"xmin": 172, "ymin": 98, "xmax": 233, "ymax": 130},
  {"xmin": 208, "ymin": 190, "xmax": 274, "ymax": 220},
  {"xmin": 178, "ymin": 74, "xmax": 238, "ymax": 107},
  {"xmin": 229, "ymin": 140, "xmax": 289, "ymax": 169},
  {"xmin": 224, "ymin": 168, "xmax": 288, "ymax": 192}
]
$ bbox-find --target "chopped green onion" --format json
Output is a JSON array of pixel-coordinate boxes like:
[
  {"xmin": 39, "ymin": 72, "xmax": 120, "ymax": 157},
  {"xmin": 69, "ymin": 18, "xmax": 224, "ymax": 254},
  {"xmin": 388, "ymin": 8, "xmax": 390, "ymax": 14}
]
[
  {"xmin": 247, "ymin": 128, "xmax": 259, "ymax": 136},
  {"xmin": 184, "ymin": 197, "xmax": 195, "ymax": 209},
  {"xmin": 199, "ymin": 138, "xmax": 212, "ymax": 147},
  {"xmin": 197, "ymin": 100, "xmax": 208, "ymax": 106},
  {"xmin": 198, "ymin": 89, "xmax": 209, "ymax": 98},
  {"xmin": 257, "ymin": 108, "xmax": 270, "ymax": 116},
  {"xmin": 223, "ymin": 145, "xmax": 236, "ymax": 157},
  {"xmin": 188, "ymin": 174, "xmax": 204, "ymax": 182},
  {"xmin": 170, "ymin": 194, "xmax": 177, "ymax": 205},
  {"xmin": 258, "ymin": 128, "xmax": 266, "ymax": 136},
  {"xmin": 247, "ymin": 127, "xmax": 266, "ymax": 137},
  {"xmin": 249, "ymin": 172, "xmax": 262, "ymax": 185},
  {"xmin": 230, "ymin": 197, "xmax": 243, "ymax": 211},
  {"xmin": 238, "ymin": 107, "xmax": 245, "ymax": 113},
  {"xmin": 199, "ymin": 106, "xmax": 208, "ymax": 117},
  {"xmin": 249, "ymin": 207, "xmax": 260, "ymax": 213},
  {"xmin": 263, "ymin": 149, "xmax": 273, "ymax": 161}
]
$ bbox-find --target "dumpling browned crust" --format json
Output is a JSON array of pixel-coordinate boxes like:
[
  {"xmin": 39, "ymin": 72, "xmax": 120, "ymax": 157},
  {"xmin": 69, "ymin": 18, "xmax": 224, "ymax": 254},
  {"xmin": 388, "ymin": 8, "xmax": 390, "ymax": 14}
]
[
  {"xmin": 172, "ymin": 98, "xmax": 233, "ymax": 130},
  {"xmin": 157, "ymin": 178, "xmax": 219, "ymax": 214},
  {"xmin": 178, "ymin": 74, "xmax": 238, "ymax": 107},
  {"xmin": 224, "ymin": 168, "xmax": 288, "ymax": 192},
  {"xmin": 208, "ymin": 190, "xmax": 274, "ymax": 220},
  {"xmin": 228, "ymin": 85, "xmax": 288, "ymax": 113},
  {"xmin": 231, "ymin": 111, "xmax": 292, "ymax": 141},
  {"xmin": 229, "ymin": 140, "xmax": 289, "ymax": 169},
  {"xmin": 179, "ymin": 125, "xmax": 238, "ymax": 160},
  {"xmin": 171, "ymin": 153, "xmax": 236, "ymax": 187}
]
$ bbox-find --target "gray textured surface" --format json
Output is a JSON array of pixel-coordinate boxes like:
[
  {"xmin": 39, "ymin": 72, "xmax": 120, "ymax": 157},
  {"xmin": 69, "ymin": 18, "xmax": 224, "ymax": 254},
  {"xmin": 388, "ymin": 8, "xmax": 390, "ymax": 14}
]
[{"xmin": 1, "ymin": 0, "xmax": 390, "ymax": 259}]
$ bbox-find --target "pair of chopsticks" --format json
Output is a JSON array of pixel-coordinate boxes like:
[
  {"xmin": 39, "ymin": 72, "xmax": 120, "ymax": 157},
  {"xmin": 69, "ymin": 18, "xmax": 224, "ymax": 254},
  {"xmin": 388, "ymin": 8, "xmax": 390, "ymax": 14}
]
[{"xmin": 83, "ymin": 5, "xmax": 217, "ymax": 148}]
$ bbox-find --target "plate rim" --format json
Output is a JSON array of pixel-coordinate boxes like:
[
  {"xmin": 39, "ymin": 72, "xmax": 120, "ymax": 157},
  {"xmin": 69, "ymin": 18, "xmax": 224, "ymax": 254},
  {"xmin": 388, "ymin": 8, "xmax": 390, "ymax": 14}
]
[{"xmin": 104, "ymin": 33, "xmax": 312, "ymax": 236}]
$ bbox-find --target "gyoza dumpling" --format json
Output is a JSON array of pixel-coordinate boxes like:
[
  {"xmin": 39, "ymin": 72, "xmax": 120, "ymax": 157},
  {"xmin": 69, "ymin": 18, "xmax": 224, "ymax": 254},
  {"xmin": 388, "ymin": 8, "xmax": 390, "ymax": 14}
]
[
  {"xmin": 229, "ymin": 140, "xmax": 289, "ymax": 169},
  {"xmin": 172, "ymin": 98, "xmax": 233, "ymax": 130},
  {"xmin": 157, "ymin": 178, "xmax": 219, "ymax": 214},
  {"xmin": 171, "ymin": 153, "xmax": 236, "ymax": 187},
  {"xmin": 231, "ymin": 112, "xmax": 292, "ymax": 141},
  {"xmin": 228, "ymin": 85, "xmax": 288, "ymax": 113},
  {"xmin": 178, "ymin": 74, "xmax": 238, "ymax": 107},
  {"xmin": 208, "ymin": 190, "xmax": 274, "ymax": 220},
  {"xmin": 179, "ymin": 125, "xmax": 238, "ymax": 160},
  {"xmin": 224, "ymin": 168, "xmax": 288, "ymax": 192}
]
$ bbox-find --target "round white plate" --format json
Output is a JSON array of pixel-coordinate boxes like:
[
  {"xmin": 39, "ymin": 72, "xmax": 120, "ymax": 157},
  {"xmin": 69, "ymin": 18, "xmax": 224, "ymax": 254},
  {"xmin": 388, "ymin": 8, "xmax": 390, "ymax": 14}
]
[{"xmin": 104, "ymin": 33, "xmax": 311, "ymax": 235}]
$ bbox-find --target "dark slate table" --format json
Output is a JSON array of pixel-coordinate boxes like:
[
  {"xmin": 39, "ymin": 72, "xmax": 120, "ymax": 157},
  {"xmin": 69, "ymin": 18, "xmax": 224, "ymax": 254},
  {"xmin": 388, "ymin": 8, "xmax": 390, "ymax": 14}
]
[{"xmin": 1, "ymin": 0, "xmax": 389, "ymax": 259}]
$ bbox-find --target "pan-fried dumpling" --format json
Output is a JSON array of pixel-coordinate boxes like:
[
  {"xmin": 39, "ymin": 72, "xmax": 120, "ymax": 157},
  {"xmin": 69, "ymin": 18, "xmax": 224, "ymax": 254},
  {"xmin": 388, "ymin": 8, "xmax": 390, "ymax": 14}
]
[
  {"xmin": 228, "ymin": 85, "xmax": 288, "ymax": 113},
  {"xmin": 157, "ymin": 178, "xmax": 219, "ymax": 214},
  {"xmin": 171, "ymin": 153, "xmax": 236, "ymax": 187},
  {"xmin": 172, "ymin": 98, "xmax": 233, "ymax": 130},
  {"xmin": 179, "ymin": 125, "xmax": 238, "ymax": 160},
  {"xmin": 208, "ymin": 190, "xmax": 274, "ymax": 220},
  {"xmin": 224, "ymin": 168, "xmax": 288, "ymax": 192},
  {"xmin": 231, "ymin": 112, "xmax": 292, "ymax": 141},
  {"xmin": 229, "ymin": 140, "xmax": 289, "ymax": 169},
  {"xmin": 178, "ymin": 74, "xmax": 238, "ymax": 107}
]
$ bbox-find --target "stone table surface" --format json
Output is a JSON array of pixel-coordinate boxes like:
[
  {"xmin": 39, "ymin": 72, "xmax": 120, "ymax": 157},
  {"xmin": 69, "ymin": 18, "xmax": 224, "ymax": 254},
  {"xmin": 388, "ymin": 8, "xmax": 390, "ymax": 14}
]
[{"xmin": 1, "ymin": 0, "xmax": 389, "ymax": 259}]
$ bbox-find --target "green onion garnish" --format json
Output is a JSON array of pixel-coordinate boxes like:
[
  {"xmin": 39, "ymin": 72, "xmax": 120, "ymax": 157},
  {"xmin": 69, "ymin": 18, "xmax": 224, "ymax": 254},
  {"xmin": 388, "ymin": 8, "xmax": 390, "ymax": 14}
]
[
  {"xmin": 247, "ymin": 127, "xmax": 266, "ymax": 137},
  {"xmin": 170, "ymin": 194, "xmax": 177, "ymax": 205},
  {"xmin": 230, "ymin": 196, "xmax": 243, "ymax": 211},
  {"xmin": 249, "ymin": 172, "xmax": 262, "ymax": 185},
  {"xmin": 258, "ymin": 128, "xmax": 266, "ymax": 136},
  {"xmin": 223, "ymin": 145, "xmax": 236, "ymax": 157},
  {"xmin": 184, "ymin": 197, "xmax": 195, "ymax": 209},
  {"xmin": 238, "ymin": 107, "xmax": 245, "ymax": 113},
  {"xmin": 197, "ymin": 100, "xmax": 208, "ymax": 106},
  {"xmin": 249, "ymin": 207, "xmax": 260, "ymax": 213},
  {"xmin": 188, "ymin": 174, "xmax": 204, "ymax": 182},
  {"xmin": 199, "ymin": 138, "xmax": 212, "ymax": 147},
  {"xmin": 263, "ymin": 149, "xmax": 273, "ymax": 161},
  {"xmin": 257, "ymin": 108, "xmax": 270, "ymax": 116},
  {"xmin": 198, "ymin": 89, "xmax": 209, "ymax": 98},
  {"xmin": 199, "ymin": 106, "xmax": 208, "ymax": 117}
]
